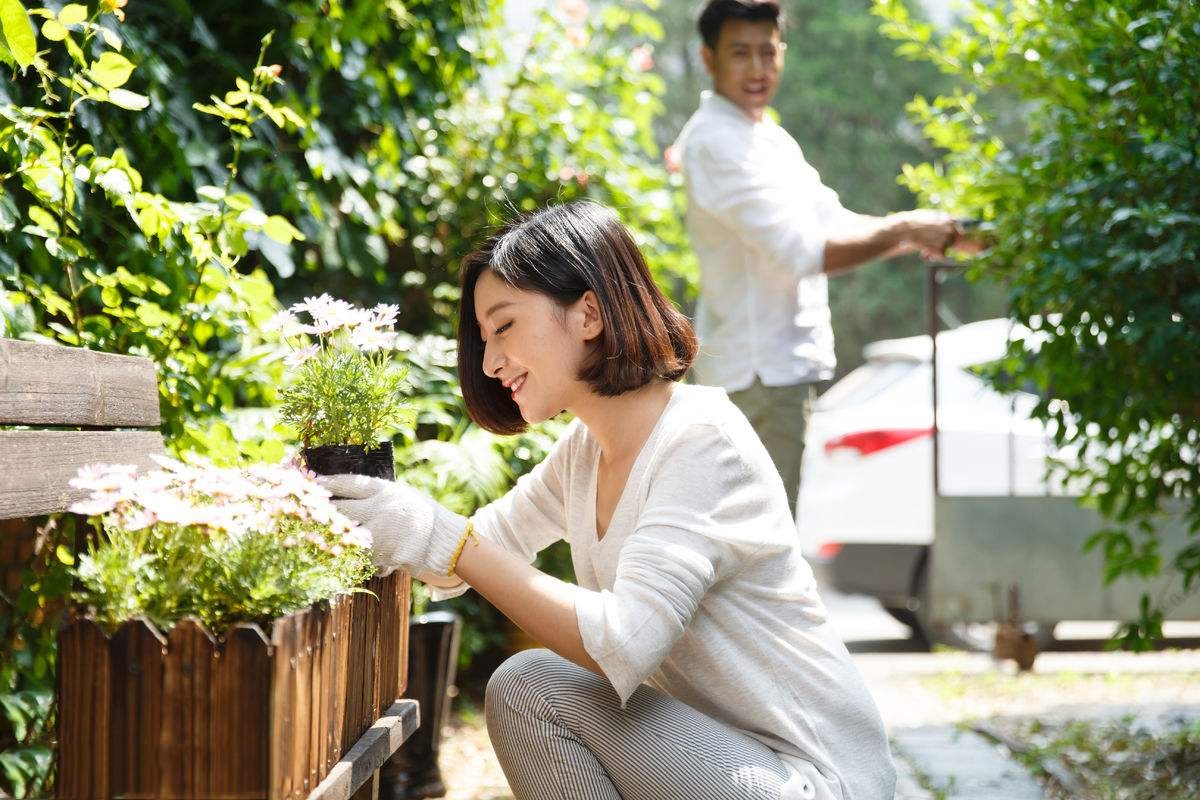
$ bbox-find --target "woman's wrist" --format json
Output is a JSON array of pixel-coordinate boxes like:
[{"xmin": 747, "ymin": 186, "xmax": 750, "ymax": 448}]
[{"xmin": 446, "ymin": 520, "xmax": 480, "ymax": 576}]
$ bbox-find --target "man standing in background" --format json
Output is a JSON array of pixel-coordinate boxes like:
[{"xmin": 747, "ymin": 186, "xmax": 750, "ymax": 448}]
[{"xmin": 673, "ymin": 0, "xmax": 963, "ymax": 518}]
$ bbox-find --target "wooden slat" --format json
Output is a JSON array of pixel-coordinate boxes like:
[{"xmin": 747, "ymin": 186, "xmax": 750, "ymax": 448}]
[
  {"xmin": 296, "ymin": 607, "xmax": 315, "ymax": 798},
  {"xmin": 159, "ymin": 619, "xmax": 219, "ymax": 799},
  {"xmin": 375, "ymin": 571, "xmax": 410, "ymax": 704},
  {"xmin": 305, "ymin": 700, "xmax": 419, "ymax": 800},
  {"xmin": 109, "ymin": 619, "xmax": 167, "ymax": 799},
  {"xmin": 330, "ymin": 598, "xmax": 350, "ymax": 777},
  {"xmin": 215, "ymin": 624, "xmax": 271, "ymax": 799},
  {"xmin": 0, "ymin": 338, "xmax": 160, "ymax": 427},
  {"xmin": 57, "ymin": 618, "xmax": 113, "ymax": 799},
  {"xmin": 309, "ymin": 605, "xmax": 329, "ymax": 794},
  {"xmin": 320, "ymin": 601, "xmax": 336, "ymax": 778},
  {"xmin": 271, "ymin": 607, "xmax": 312, "ymax": 800},
  {"xmin": 269, "ymin": 613, "xmax": 292, "ymax": 800},
  {"xmin": 397, "ymin": 574, "xmax": 410, "ymax": 698},
  {"xmin": 0, "ymin": 430, "xmax": 165, "ymax": 519}
]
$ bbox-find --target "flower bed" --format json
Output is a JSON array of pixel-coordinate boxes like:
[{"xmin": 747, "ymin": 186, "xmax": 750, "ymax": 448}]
[
  {"xmin": 57, "ymin": 570, "xmax": 409, "ymax": 800},
  {"xmin": 57, "ymin": 456, "xmax": 410, "ymax": 799}
]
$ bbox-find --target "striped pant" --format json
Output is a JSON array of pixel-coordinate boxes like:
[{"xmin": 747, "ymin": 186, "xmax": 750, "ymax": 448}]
[{"xmin": 485, "ymin": 648, "xmax": 813, "ymax": 800}]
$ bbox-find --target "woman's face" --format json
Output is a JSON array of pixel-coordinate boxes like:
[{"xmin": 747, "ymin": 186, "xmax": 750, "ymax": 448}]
[{"xmin": 474, "ymin": 269, "xmax": 602, "ymax": 424}]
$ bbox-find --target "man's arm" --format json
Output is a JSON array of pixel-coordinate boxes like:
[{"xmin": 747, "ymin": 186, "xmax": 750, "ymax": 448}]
[{"xmin": 824, "ymin": 210, "xmax": 961, "ymax": 275}]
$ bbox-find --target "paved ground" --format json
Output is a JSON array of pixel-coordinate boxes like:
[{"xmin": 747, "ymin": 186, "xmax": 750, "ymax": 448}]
[{"xmin": 437, "ymin": 589, "xmax": 1200, "ymax": 799}]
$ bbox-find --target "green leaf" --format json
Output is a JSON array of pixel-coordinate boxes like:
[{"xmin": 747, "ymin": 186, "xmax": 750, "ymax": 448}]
[
  {"xmin": 89, "ymin": 50, "xmax": 135, "ymax": 90},
  {"xmin": 134, "ymin": 301, "xmax": 172, "ymax": 328},
  {"xmin": 262, "ymin": 215, "xmax": 304, "ymax": 244},
  {"xmin": 0, "ymin": 195, "xmax": 17, "ymax": 232},
  {"xmin": 106, "ymin": 88, "xmax": 149, "ymax": 110},
  {"xmin": 57, "ymin": 3, "xmax": 86, "ymax": 25},
  {"xmin": 40, "ymin": 17, "xmax": 66, "ymax": 41},
  {"xmin": 27, "ymin": 206, "xmax": 59, "ymax": 235},
  {"xmin": 0, "ymin": 0, "xmax": 37, "ymax": 68},
  {"xmin": 55, "ymin": 544, "xmax": 74, "ymax": 565}
]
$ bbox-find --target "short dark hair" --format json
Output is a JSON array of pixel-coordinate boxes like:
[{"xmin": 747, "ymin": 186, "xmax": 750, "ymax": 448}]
[
  {"xmin": 457, "ymin": 201, "xmax": 698, "ymax": 436},
  {"xmin": 698, "ymin": 0, "xmax": 783, "ymax": 49}
]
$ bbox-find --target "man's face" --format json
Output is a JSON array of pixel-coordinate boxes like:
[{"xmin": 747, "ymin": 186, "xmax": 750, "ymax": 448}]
[{"xmin": 701, "ymin": 19, "xmax": 784, "ymax": 121}]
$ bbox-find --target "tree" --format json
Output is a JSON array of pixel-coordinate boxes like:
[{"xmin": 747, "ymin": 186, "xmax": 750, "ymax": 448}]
[{"xmin": 874, "ymin": 0, "xmax": 1200, "ymax": 647}]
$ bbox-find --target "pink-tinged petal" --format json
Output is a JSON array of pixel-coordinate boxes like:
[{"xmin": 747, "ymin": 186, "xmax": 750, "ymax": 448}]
[
  {"xmin": 285, "ymin": 343, "xmax": 320, "ymax": 367},
  {"xmin": 69, "ymin": 495, "xmax": 120, "ymax": 516}
]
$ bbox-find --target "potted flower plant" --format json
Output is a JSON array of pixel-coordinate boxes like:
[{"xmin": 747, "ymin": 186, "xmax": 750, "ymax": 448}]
[
  {"xmin": 272, "ymin": 294, "xmax": 414, "ymax": 481},
  {"xmin": 58, "ymin": 456, "xmax": 411, "ymax": 800}
]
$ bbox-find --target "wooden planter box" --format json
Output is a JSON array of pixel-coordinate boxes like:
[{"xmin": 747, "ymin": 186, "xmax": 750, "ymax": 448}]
[{"xmin": 56, "ymin": 570, "xmax": 410, "ymax": 800}]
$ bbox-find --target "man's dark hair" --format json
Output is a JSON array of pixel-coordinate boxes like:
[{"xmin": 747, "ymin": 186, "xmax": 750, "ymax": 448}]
[
  {"xmin": 457, "ymin": 201, "xmax": 698, "ymax": 436},
  {"xmin": 698, "ymin": 0, "xmax": 784, "ymax": 49}
]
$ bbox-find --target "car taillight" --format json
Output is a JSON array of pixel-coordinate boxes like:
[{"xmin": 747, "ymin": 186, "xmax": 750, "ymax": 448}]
[
  {"xmin": 823, "ymin": 427, "xmax": 932, "ymax": 456},
  {"xmin": 817, "ymin": 542, "xmax": 843, "ymax": 560}
]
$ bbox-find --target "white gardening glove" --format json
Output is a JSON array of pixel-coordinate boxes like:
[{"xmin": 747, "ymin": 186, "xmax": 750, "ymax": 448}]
[{"xmin": 319, "ymin": 474, "xmax": 469, "ymax": 577}]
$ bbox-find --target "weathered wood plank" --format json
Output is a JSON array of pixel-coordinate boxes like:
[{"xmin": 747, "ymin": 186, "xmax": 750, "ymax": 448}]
[
  {"xmin": 309, "ymin": 606, "xmax": 327, "ymax": 795},
  {"xmin": 215, "ymin": 624, "xmax": 271, "ymax": 799},
  {"xmin": 305, "ymin": 700, "xmax": 419, "ymax": 800},
  {"xmin": 376, "ymin": 571, "xmax": 410, "ymax": 705},
  {"xmin": 0, "ymin": 430, "xmax": 164, "ymax": 519},
  {"xmin": 296, "ymin": 607, "xmax": 315, "ymax": 798},
  {"xmin": 56, "ymin": 618, "xmax": 113, "ymax": 799},
  {"xmin": 269, "ymin": 611, "xmax": 296, "ymax": 800},
  {"xmin": 159, "ymin": 619, "xmax": 218, "ymax": 799},
  {"xmin": 109, "ymin": 619, "xmax": 167, "ymax": 799},
  {"xmin": 0, "ymin": 338, "xmax": 160, "ymax": 427}
]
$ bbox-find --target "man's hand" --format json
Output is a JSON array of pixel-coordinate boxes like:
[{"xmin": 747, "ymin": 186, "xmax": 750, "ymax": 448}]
[{"xmin": 895, "ymin": 209, "xmax": 961, "ymax": 259}]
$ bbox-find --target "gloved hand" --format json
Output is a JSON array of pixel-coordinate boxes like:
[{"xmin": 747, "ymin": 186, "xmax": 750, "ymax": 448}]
[{"xmin": 319, "ymin": 474, "xmax": 469, "ymax": 576}]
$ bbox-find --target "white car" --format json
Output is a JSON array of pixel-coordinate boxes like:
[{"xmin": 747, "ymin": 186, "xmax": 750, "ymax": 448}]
[{"xmin": 797, "ymin": 318, "xmax": 1066, "ymax": 645}]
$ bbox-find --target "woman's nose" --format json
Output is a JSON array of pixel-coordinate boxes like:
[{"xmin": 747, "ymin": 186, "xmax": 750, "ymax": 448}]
[{"xmin": 482, "ymin": 341, "xmax": 503, "ymax": 378}]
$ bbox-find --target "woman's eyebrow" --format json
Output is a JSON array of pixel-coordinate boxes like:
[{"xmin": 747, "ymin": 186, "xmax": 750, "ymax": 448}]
[
  {"xmin": 479, "ymin": 301, "xmax": 515, "ymax": 326},
  {"xmin": 485, "ymin": 300, "xmax": 515, "ymax": 316}
]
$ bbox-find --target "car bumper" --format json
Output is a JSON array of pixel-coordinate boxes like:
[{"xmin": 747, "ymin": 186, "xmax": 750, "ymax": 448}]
[{"xmin": 809, "ymin": 543, "xmax": 927, "ymax": 607}]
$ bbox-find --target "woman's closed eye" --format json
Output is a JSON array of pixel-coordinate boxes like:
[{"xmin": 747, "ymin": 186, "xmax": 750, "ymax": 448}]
[{"xmin": 495, "ymin": 321, "xmax": 513, "ymax": 336}]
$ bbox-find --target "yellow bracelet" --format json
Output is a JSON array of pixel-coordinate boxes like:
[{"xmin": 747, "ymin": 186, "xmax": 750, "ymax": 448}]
[{"xmin": 446, "ymin": 520, "xmax": 479, "ymax": 577}]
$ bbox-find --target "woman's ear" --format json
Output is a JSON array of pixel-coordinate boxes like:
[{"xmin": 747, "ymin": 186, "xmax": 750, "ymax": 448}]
[{"xmin": 575, "ymin": 290, "xmax": 604, "ymax": 342}]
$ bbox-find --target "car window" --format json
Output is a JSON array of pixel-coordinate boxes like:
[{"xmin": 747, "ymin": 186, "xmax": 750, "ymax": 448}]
[{"xmin": 816, "ymin": 360, "xmax": 918, "ymax": 411}]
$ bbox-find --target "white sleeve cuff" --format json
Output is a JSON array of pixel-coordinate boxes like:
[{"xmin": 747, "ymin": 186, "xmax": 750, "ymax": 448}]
[
  {"xmin": 428, "ymin": 579, "xmax": 471, "ymax": 602},
  {"xmin": 574, "ymin": 589, "xmax": 646, "ymax": 708}
]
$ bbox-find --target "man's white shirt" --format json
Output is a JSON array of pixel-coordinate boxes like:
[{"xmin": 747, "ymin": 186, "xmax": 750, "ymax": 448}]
[{"xmin": 674, "ymin": 90, "xmax": 856, "ymax": 392}]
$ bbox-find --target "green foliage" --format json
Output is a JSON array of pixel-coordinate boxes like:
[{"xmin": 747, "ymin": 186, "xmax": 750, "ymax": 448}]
[
  {"xmin": 1007, "ymin": 714, "xmax": 1200, "ymax": 798},
  {"xmin": 0, "ymin": 5, "xmax": 300, "ymax": 462},
  {"xmin": 875, "ymin": 0, "xmax": 1200, "ymax": 646},
  {"xmin": 0, "ymin": 516, "xmax": 72, "ymax": 800},
  {"xmin": 275, "ymin": 296, "xmax": 414, "ymax": 448},
  {"xmin": 70, "ymin": 459, "xmax": 376, "ymax": 633},
  {"xmin": 283, "ymin": 347, "xmax": 410, "ymax": 449}
]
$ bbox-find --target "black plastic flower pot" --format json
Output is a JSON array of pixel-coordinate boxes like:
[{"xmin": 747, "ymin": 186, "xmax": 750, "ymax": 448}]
[{"xmin": 302, "ymin": 440, "xmax": 395, "ymax": 480}]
